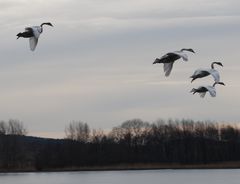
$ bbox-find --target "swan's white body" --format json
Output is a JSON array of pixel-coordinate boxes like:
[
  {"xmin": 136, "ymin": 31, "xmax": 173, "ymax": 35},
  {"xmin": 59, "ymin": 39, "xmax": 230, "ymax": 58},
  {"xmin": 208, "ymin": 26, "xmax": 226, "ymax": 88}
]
[{"xmin": 27, "ymin": 26, "xmax": 42, "ymax": 51}]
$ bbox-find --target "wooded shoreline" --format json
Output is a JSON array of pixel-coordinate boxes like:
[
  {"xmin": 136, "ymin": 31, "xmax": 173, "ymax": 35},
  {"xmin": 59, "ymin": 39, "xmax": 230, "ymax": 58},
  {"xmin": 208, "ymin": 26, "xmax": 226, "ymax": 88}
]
[{"xmin": 1, "ymin": 119, "xmax": 240, "ymax": 172}]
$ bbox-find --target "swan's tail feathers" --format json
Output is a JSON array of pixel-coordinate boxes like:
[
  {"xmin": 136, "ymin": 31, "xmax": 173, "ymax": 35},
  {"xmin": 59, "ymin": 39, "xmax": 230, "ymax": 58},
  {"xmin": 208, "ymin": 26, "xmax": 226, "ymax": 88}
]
[
  {"xmin": 153, "ymin": 58, "xmax": 160, "ymax": 64},
  {"xmin": 190, "ymin": 88, "xmax": 197, "ymax": 94},
  {"xmin": 16, "ymin": 33, "xmax": 22, "ymax": 39}
]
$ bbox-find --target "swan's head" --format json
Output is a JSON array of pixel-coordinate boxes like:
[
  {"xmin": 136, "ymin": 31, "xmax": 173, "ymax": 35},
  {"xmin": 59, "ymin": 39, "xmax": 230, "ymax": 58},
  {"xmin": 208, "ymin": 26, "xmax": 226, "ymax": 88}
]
[
  {"xmin": 211, "ymin": 62, "xmax": 223, "ymax": 69},
  {"xmin": 214, "ymin": 62, "xmax": 223, "ymax": 67},
  {"xmin": 41, "ymin": 22, "xmax": 53, "ymax": 27},
  {"xmin": 218, "ymin": 82, "xmax": 225, "ymax": 86},
  {"xmin": 213, "ymin": 82, "xmax": 225, "ymax": 87},
  {"xmin": 181, "ymin": 48, "xmax": 195, "ymax": 53}
]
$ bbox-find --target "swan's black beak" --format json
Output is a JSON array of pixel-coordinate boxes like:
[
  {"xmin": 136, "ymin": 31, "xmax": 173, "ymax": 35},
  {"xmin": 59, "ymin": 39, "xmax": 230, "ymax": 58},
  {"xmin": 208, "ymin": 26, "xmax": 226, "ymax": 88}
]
[{"xmin": 217, "ymin": 62, "xmax": 223, "ymax": 67}]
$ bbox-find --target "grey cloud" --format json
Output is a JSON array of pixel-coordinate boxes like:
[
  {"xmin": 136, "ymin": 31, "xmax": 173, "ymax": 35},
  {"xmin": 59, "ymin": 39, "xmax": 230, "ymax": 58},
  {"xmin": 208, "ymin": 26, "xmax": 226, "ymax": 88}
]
[{"xmin": 0, "ymin": 0, "xmax": 240, "ymax": 137}]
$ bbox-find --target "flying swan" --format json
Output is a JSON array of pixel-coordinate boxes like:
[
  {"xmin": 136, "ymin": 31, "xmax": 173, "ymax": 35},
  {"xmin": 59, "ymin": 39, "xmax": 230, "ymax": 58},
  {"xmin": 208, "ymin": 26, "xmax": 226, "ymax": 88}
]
[
  {"xmin": 190, "ymin": 82, "xmax": 225, "ymax": 98},
  {"xmin": 17, "ymin": 22, "xmax": 53, "ymax": 51},
  {"xmin": 190, "ymin": 62, "xmax": 223, "ymax": 82},
  {"xmin": 153, "ymin": 48, "xmax": 195, "ymax": 77}
]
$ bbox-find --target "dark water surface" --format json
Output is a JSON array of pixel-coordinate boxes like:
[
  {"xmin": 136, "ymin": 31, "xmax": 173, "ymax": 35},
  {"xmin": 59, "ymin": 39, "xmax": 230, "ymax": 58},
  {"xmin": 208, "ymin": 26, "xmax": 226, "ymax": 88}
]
[{"xmin": 0, "ymin": 169, "xmax": 239, "ymax": 184}]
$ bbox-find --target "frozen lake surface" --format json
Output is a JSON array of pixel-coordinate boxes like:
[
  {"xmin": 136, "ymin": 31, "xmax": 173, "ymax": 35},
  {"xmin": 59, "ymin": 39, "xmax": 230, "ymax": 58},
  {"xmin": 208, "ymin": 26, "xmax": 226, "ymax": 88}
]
[{"xmin": 0, "ymin": 169, "xmax": 239, "ymax": 184}]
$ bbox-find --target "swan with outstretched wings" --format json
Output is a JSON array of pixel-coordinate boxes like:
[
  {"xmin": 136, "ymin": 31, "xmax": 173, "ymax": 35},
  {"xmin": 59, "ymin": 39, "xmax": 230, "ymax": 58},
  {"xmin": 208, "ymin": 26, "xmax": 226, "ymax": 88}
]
[
  {"xmin": 153, "ymin": 48, "xmax": 195, "ymax": 77},
  {"xmin": 17, "ymin": 22, "xmax": 53, "ymax": 51},
  {"xmin": 190, "ymin": 62, "xmax": 223, "ymax": 82}
]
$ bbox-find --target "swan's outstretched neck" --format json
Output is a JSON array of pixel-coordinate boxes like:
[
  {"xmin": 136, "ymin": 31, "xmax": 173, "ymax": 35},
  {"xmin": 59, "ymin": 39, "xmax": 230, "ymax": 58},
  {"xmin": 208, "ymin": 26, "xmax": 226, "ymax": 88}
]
[
  {"xmin": 40, "ymin": 22, "xmax": 53, "ymax": 27},
  {"xmin": 213, "ymin": 82, "xmax": 225, "ymax": 87},
  {"xmin": 211, "ymin": 62, "xmax": 223, "ymax": 69},
  {"xmin": 180, "ymin": 48, "xmax": 195, "ymax": 53},
  {"xmin": 211, "ymin": 62, "xmax": 215, "ymax": 69}
]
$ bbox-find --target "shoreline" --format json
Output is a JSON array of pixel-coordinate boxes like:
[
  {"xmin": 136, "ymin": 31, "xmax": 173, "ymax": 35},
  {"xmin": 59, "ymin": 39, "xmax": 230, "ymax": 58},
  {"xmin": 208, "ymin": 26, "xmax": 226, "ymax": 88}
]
[{"xmin": 1, "ymin": 162, "xmax": 240, "ymax": 173}]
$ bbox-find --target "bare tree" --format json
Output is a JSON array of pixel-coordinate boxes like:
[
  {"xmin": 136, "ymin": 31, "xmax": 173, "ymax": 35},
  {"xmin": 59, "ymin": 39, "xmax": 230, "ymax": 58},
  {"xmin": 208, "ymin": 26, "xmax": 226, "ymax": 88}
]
[
  {"xmin": 109, "ymin": 119, "xmax": 150, "ymax": 145},
  {"xmin": 65, "ymin": 122, "xmax": 76, "ymax": 140},
  {"xmin": 109, "ymin": 126, "xmax": 126, "ymax": 142},
  {"xmin": 91, "ymin": 129, "xmax": 105, "ymax": 143},
  {"xmin": 204, "ymin": 121, "xmax": 219, "ymax": 140},
  {"xmin": 121, "ymin": 119, "xmax": 150, "ymax": 136},
  {"xmin": 220, "ymin": 124, "xmax": 239, "ymax": 141},
  {"xmin": 0, "ymin": 121, "xmax": 7, "ymax": 135},
  {"xmin": 7, "ymin": 119, "xmax": 27, "ymax": 135},
  {"xmin": 65, "ymin": 121, "xmax": 90, "ymax": 142}
]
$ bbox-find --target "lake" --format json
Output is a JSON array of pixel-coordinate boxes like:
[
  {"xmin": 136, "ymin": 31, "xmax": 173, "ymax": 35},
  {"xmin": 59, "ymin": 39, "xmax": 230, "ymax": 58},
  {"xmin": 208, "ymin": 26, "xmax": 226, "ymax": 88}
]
[{"xmin": 0, "ymin": 169, "xmax": 239, "ymax": 184}]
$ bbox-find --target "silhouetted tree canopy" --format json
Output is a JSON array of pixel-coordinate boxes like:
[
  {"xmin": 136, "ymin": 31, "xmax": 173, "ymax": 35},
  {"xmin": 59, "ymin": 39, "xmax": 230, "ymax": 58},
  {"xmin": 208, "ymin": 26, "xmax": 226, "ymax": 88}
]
[
  {"xmin": 0, "ymin": 118, "xmax": 240, "ymax": 171},
  {"xmin": 65, "ymin": 121, "xmax": 90, "ymax": 142},
  {"xmin": 0, "ymin": 119, "xmax": 27, "ymax": 136}
]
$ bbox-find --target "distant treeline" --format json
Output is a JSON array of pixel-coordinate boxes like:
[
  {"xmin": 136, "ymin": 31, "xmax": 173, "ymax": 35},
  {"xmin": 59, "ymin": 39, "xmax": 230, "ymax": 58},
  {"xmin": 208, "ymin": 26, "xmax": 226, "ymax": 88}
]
[{"xmin": 0, "ymin": 119, "xmax": 240, "ymax": 171}]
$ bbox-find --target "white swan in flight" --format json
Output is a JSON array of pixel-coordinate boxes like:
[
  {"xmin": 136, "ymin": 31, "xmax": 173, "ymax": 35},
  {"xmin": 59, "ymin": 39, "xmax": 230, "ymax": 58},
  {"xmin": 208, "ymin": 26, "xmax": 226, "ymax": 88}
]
[
  {"xmin": 153, "ymin": 48, "xmax": 195, "ymax": 77},
  {"xmin": 190, "ymin": 62, "xmax": 223, "ymax": 82},
  {"xmin": 17, "ymin": 22, "xmax": 53, "ymax": 51},
  {"xmin": 190, "ymin": 82, "xmax": 225, "ymax": 98}
]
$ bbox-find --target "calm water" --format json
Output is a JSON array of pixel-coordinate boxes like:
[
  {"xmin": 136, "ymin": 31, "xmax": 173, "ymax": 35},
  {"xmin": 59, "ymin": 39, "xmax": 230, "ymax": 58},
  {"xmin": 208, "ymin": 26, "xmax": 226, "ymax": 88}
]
[{"xmin": 0, "ymin": 169, "xmax": 239, "ymax": 184}]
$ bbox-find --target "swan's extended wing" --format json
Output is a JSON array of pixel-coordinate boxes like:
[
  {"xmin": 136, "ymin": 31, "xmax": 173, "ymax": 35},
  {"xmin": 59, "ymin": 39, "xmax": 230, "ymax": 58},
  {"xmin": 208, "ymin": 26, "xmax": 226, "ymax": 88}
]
[
  {"xmin": 199, "ymin": 92, "xmax": 206, "ymax": 98},
  {"xmin": 29, "ymin": 37, "xmax": 38, "ymax": 51},
  {"xmin": 163, "ymin": 62, "xmax": 174, "ymax": 77},
  {"xmin": 209, "ymin": 69, "xmax": 220, "ymax": 82},
  {"xmin": 25, "ymin": 27, "xmax": 32, "ymax": 32},
  {"xmin": 160, "ymin": 54, "xmax": 169, "ymax": 60},
  {"xmin": 191, "ymin": 69, "xmax": 203, "ymax": 77},
  {"xmin": 31, "ymin": 26, "xmax": 41, "ymax": 39}
]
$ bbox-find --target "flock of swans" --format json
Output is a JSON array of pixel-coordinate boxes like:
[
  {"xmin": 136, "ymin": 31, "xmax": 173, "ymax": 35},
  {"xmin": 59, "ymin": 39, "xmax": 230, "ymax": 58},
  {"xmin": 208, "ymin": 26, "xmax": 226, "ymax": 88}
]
[
  {"xmin": 16, "ymin": 22, "xmax": 225, "ymax": 98},
  {"xmin": 153, "ymin": 49, "xmax": 225, "ymax": 98}
]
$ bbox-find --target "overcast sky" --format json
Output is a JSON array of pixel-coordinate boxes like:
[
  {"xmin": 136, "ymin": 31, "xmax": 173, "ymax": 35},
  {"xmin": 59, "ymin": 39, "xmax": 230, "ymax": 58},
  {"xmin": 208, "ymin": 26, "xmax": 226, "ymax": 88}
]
[{"xmin": 0, "ymin": 0, "xmax": 240, "ymax": 138}]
